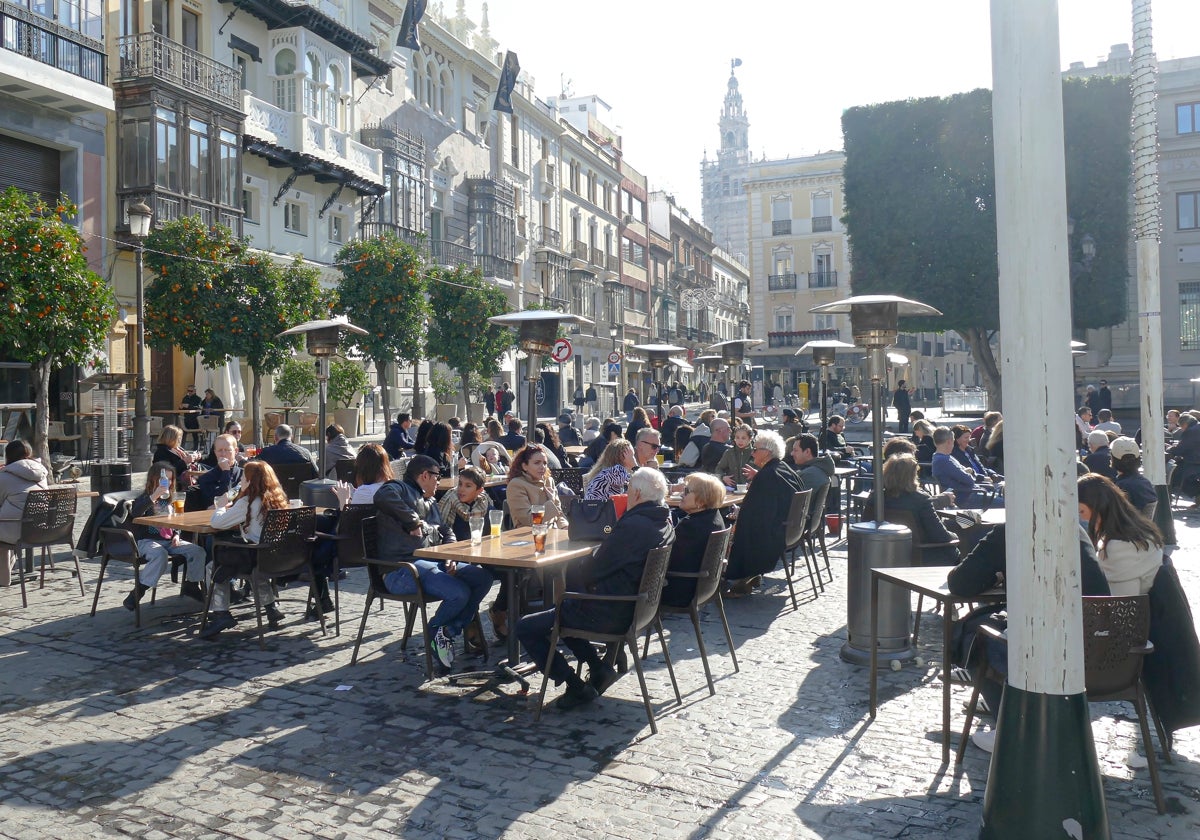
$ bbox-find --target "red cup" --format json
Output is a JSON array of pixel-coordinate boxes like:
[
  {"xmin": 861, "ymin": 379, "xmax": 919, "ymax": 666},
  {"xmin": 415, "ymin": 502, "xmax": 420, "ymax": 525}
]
[
  {"xmin": 611, "ymin": 494, "xmax": 628, "ymax": 519},
  {"xmin": 825, "ymin": 514, "xmax": 842, "ymax": 537}
]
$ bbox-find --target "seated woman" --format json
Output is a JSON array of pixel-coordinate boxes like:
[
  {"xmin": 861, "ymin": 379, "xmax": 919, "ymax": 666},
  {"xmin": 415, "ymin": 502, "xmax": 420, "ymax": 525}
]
[
  {"xmin": 1110, "ymin": 437, "xmax": 1157, "ymax": 513},
  {"xmin": 485, "ymin": 418, "xmax": 505, "ymax": 444},
  {"xmin": 625, "ymin": 406, "xmax": 651, "ymax": 444},
  {"xmin": 911, "ymin": 419, "xmax": 936, "ymax": 463},
  {"xmin": 662, "ymin": 472, "xmax": 727, "ymax": 609},
  {"xmin": 867, "ymin": 453, "xmax": 959, "ymax": 565},
  {"xmin": 199, "ymin": 461, "xmax": 290, "ymax": 639},
  {"xmin": 506, "ymin": 445, "xmax": 567, "ymax": 528},
  {"xmin": 536, "ymin": 422, "xmax": 569, "ymax": 468},
  {"xmin": 458, "ymin": 423, "xmax": 482, "ymax": 465},
  {"xmin": 153, "ymin": 425, "xmax": 196, "ymax": 491},
  {"xmin": 347, "ymin": 443, "xmax": 393, "ymax": 504},
  {"xmin": 583, "ymin": 439, "xmax": 635, "ymax": 500},
  {"xmin": 422, "ymin": 422, "xmax": 465, "ymax": 478},
  {"xmin": 1077, "ymin": 473, "xmax": 1163, "ymax": 596},
  {"xmin": 672, "ymin": 424, "xmax": 694, "ymax": 465},
  {"xmin": 715, "ymin": 425, "xmax": 756, "ymax": 488},
  {"xmin": 0, "ymin": 438, "xmax": 49, "ymax": 587},
  {"xmin": 124, "ymin": 462, "xmax": 209, "ymax": 609}
]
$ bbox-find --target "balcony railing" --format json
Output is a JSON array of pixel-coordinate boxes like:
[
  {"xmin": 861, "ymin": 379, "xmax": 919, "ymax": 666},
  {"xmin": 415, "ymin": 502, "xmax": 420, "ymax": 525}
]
[
  {"xmin": 571, "ymin": 240, "xmax": 588, "ymax": 262},
  {"xmin": 357, "ymin": 221, "xmax": 425, "ymax": 249},
  {"xmin": 589, "ymin": 246, "xmax": 605, "ymax": 268},
  {"xmin": 671, "ymin": 265, "xmax": 695, "ymax": 283},
  {"xmin": 812, "ymin": 215, "xmax": 832, "ymax": 232},
  {"xmin": 537, "ymin": 227, "xmax": 561, "ymax": 250},
  {"xmin": 606, "ymin": 253, "xmax": 620, "ymax": 272},
  {"xmin": 117, "ymin": 33, "xmax": 239, "ymax": 109},
  {"xmin": 767, "ymin": 273, "xmax": 797, "ymax": 291},
  {"xmin": 428, "ymin": 239, "xmax": 475, "ymax": 268},
  {"xmin": 138, "ymin": 192, "xmax": 241, "ymax": 238},
  {"xmin": 772, "ymin": 219, "xmax": 792, "ymax": 235},
  {"xmin": 476, "ymin": 254, "xmax": 514, "ymax": 280},
  {"xmin": 2, "ymin": 0, "xmax": 105, "ymax": 84},
  {"xmin": 767, "ymin": 328, "xmax": 840, "ymax": 348},
  {"xmin": 808, "ymin": 270, "xmax": 838, "ymax": 288},
  {"xmin": 243, "ymin": 92, "xmax": 383, "ymax": 185}
]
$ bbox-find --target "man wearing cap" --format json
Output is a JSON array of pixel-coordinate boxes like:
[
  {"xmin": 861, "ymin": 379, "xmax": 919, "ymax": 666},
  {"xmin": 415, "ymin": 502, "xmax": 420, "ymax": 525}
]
[
  {"xmin": 1111, "ymin": 436, "xmax": 1156, "ymax": 511},
  {"xmin": 1083, "ymin": 430, "xmax": 1117, "ymax": 480},
  {"xmin": 557, "ymin": 413, "xmax": 581, "ymax": 447}
]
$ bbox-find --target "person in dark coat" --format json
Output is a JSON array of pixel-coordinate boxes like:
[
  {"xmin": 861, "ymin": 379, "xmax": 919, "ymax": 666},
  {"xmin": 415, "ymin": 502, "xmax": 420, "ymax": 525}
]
[
  {"xmin": 517, "ymin": 469, "xmax": 675, "ymax": 710},
  {"xmin": 498, "ymin": 382, "xmax": 516, "ymax": 416},
  {"xmin": 867, "ymin": 453, "xmax": 959, "ymax": 565},
  {"xmin": 625, "ymin": 406, "xmax": 650, "ymax": 445},
  {"xmin": 1143, "ymin": 563, "xmax": 1200, "ymax": 738},
  {"xmin": 484, "ymin": 386, "xmax": 495, "ymax": 418},
  {"xmin": 724, "ymin": 430, "xmax": 805, "ymax": 592},
  {"xmin": 1097, "ymin": 379, "xmax": 1113, "ymax": 412},
  {"xmin": 382, "ymin": 413, "xmax": 415, "ymax": 459},
  {"xmin": 891, "ymin": 380, "xmax": 913, "ymax": 433},
  {"xmin": 194, "ymin": 434, "xmax": 243, "ymax": 510},
  {"xmin": 579, "ymin": 421, "xmax": 623, "ymax": 471},
  {"xmin": 179, "ymin": 384, "xmax": 204, "ymax": 449},
  {"xmin": 256, "ymin": 425, "xmax": 317, "ymax": 476},
  {"xmin": 622, "ymin": 387, "xmax": 640, "ymax": 422},
  {"xmin": 662, "ymin": 473, "xmax": 727, "ymax": 608},
  {"xmin": 700, "ymin": 418, "xmax": 733, "ymax": 473},
  {"xmin": 1111, "ymin": 437, "xmax": 1157, "ymax": 513}
]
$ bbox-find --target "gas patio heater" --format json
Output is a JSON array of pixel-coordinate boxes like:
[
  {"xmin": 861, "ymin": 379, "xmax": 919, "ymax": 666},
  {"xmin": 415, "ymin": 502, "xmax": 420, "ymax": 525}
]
[
  {"xmin": 278, "ymin": 316, "xmax": 368, "ymax": 507},
  {"xmin": 796, "ymin": 339, "xmax": 856, "ymax": 439},
  {"xmin": 706, "ymin": 339, "xmax": 764, "ymax": 410},
  {"xmin": 631, "ymin": 344, "xmax": 687, "ymax": 423},
  {"xmin": 809, "ymin": 295, "xmax": 940, "ymax": 666},
  {"xmin": 490, "ymin": 310, "xmax": 593, "ymax": 427},
  {"xmin": 693, "ymin": 354, "xmax": 724, "ymax": 405}
]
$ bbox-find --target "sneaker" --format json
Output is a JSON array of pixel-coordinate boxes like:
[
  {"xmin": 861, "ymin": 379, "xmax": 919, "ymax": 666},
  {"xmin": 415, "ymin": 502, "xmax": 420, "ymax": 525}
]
[
  {"xmin": 555, "ymin": 682, "xmax": 599, "ymax": 711},
  {"xmin": 431, "ymin": 627, "xmax": 455, "ymax": 669},
  {"xmin": 971, "ymin": 729, "xmax": 997, "ymax": 753}
]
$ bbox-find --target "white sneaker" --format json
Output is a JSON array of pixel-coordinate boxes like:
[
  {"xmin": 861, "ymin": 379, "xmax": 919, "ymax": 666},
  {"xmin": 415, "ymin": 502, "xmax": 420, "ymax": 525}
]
[
  {"xmin": 431, "ymin": 627, "xmax": 455, "ymax": 669},
  {"xmin": 971, "ymin": 729, "xmax": 996, "ymax": 753}
]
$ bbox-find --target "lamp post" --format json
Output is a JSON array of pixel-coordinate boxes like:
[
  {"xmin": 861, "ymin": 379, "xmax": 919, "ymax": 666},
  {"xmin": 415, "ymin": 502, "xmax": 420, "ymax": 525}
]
[
  {"xmin": 604, "ymin": 277, "xmax": 623, "ymax": 417},
  {"xmin": 127, "ymin": 200, "xmax": 153, "ymax": 473},
  {"xmin": 490, "ymin": 311, "xmax": 593, "ymax": 429},
  {"xmin": 631, "ymin": 344, "xmax": 687, "ymax": 423},
  {"xmin": 809, "ymin": 295, "xmax": 940, "ymax": 666},
  {"xmin": 278, "ymin": 316, "xmax": 368, "ymax": 503},
  {"xmin": 796, "ymin": 339, "xmax": 856, "ymax": 440}
]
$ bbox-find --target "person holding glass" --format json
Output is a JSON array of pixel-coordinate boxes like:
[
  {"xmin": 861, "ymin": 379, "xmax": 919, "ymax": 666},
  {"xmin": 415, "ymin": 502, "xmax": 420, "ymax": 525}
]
[
  {"xmin": 125, "ymin": 462, "xmax": 209, "ymax": 610},
  {"xmin": 505, "ymin": 445, "xmax": 567, "ymax": 528}
]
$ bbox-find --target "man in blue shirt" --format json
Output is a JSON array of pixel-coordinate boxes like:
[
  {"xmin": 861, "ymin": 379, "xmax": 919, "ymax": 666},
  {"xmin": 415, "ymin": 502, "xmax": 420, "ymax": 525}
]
[{"xmin": 932, "ymin": 426, "xmax": 1002, "ymax": 508}]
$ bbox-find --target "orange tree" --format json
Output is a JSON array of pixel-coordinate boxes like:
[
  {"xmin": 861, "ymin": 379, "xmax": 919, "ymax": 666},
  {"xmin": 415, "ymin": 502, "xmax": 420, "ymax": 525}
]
[
  {"xmin": 0, "ymin": 187, "xmax": 117, "ymax": 466},
  {"xmin": 144, "ymin": 218, "xmax": 325, "ymax": 443},
  {"xmin": 334, "ymin": 234, "xmax": 427, "ymax": 422},
  {"xmin": 426, "ymin": 264, "xmax": 511, "ymax": 414}
]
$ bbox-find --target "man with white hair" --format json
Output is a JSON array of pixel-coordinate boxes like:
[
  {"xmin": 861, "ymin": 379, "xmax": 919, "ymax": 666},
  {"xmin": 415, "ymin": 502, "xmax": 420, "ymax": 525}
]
[
  {"xmin": 517, "ymin": 468, "xmax": 674, "ymax": 711},
  {"xmin": 256, "ymin": 424, "xmax": 317, "ymax": 476},
  {"xmin": 724, "ymin": 429, "xmax": 805, "ymax": 594}
]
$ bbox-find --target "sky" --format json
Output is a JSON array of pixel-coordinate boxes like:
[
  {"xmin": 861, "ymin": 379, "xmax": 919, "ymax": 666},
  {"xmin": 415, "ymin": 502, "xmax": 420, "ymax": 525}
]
[{"xmin": 467, "ymin": 0, "xmax": 1199, "ymax": 215}]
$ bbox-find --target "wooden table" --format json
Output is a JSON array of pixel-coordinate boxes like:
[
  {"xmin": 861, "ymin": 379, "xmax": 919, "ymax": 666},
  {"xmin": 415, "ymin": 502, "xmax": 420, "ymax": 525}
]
[
  {"xmin": 414, "ymin": 526, "xmax": 597, "ymax": 689},
  {"xmin": 868, "ymin": 565, "xmax": 1005, "ymax": 763},
  {"xmin": 564, "ymin": 445, "xmax": 586, "ymax": 458},
  {"xmin": 133, "ymin": 508, "xmax": 230, "ymax": 535},
  {"xmin": 437, "ymin": 474, "xmax": 507, "ymax": 492}
]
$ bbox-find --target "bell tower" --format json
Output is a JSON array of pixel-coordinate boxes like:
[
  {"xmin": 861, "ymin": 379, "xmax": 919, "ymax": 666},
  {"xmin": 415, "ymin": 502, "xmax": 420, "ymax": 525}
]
[{"xmin": 718, "ymin": 59, "xmax": 749, "ymax": 165}]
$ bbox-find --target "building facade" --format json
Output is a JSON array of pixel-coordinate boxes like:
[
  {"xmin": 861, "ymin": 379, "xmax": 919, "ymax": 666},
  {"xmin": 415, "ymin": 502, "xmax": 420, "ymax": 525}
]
[{"xmin": 700, "ymin": 64, "xmax": 751, "ymax": 258}]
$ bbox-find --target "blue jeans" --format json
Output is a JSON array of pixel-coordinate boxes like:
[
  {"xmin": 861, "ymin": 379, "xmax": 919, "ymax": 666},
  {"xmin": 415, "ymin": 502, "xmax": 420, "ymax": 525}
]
[
  {"xmin": 384, "ymin": 559, "xmax": 492, "ymax": 637},
  {"xmin": 135, "ymin": 539, "xmax": 207, "ymax": 588}
]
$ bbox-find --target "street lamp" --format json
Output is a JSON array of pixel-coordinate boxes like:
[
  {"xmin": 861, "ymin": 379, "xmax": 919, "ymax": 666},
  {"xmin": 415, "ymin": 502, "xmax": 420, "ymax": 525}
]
[
  {"xmin": 796, "ymin": 339, "xmax": 856, "ymax": 439},
  {"xmin": 127, "ymin": 199, "xmax": 153, "ymax": 473},
  {"xmin": 278, "ymin": 316, "xmax": 368, "ymax": 504},
  {"xmin": 809, "ymin": 294, "xmax": 940, "ymax": 667},
  {"xmin": 604, "ymin": 277, "xmax": 623, "ymax": 417},
  {"xmin": 490, "ymin": 310, "xmax": 593, "ymax": 427},
  {"xmin": 631, "ymin": 344, "xmax": 687, "ymax": 422}
]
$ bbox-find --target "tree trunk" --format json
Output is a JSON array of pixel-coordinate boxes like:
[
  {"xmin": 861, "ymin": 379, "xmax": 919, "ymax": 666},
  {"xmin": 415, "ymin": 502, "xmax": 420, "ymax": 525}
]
[
  {"xmin": 32, "ymin": 357, "xmax": 51, "ymax": 470},
  {"xmin": 377, "ymin": 356, "xmax": 391, "ymax": 430},
  {"xmin": 412, "ymin": 358, "xmax": 422, "ymax": 418},
  {"xmin": 461, "ymin": 371, "xmax": 472, "ymax": 423},
  {"xmin": 250, "ymin": 367, "xmax": 264, "ymax": 448},
  {"xmin": 963, "ymin": 326, "xmax": 1003, "ymax": 410}
]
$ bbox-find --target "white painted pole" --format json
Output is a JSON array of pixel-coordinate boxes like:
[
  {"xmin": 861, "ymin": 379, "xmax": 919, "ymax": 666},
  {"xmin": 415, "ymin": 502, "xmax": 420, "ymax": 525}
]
[{"xmin": 984, "ymin": 0, "xmax": 1107, "ymax": 832}]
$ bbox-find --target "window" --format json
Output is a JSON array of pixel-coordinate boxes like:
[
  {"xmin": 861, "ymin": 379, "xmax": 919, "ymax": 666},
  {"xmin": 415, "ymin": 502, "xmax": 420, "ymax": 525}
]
[
  {"xmin": 305, "ymin": 53, "xmax": 322, "ymax": 120},
  {"xmin": 284, "ymin": 200, "xmax": 305, "ymax": 234},
  {"xmin": 771, "ymin": 194, "xmax": 791, "ymax": 235},
  {"xmin": 1178, "ymin": 103, "xmax": 1200, "ymax": 135},
  {"xmin": 155, "ymin": 107, "xmax": 179, "ymax": 192},
  {"xmin": 181, "ymin": 8, "xmax": 198, "ymax": 50},
  {"xmin": 233, "ymin": 53, "xmax": 249, "ymax": 91},
  {"xmin": 188, "ymin": 118, "xmax": 210, "ymax": 199},
  {"xmin": 1182, "ymin": 282, "xmax": 1200, "ymax": 351},
  {"xmin": 774, "ymin": 307, "xmax": 793, "ymax": 332},
  {"xmin": 1179, "ymin": 192, "xmax": 1200, "ymax": 230},
  {"xmin": 812, "ymin": 191, "xmax": 832, "ymax": 232},
  {"xmin": 329, "ymin": 214, "xmax": 345, "ymax": 243},
  {"xmin": 326, "ymin": 64, "xmax": 343, "ymax": 130},
  {"xmin": 510, "ymin": 113, "xmax": 519, "ymax": 167},
  {"xmin": 814, "ymin": 313, "xmax": 835, "ymax": 332},
  {"xmin": 120, "ymin": 107, "xmax": 152, "ymax": 189},
  {"xmin": 772, "ymin": 247, "xmax": 792, "ymax": 275},
  {"xmin": 242, "ymin": 188, "xmax": 258, "ymax": 224}
]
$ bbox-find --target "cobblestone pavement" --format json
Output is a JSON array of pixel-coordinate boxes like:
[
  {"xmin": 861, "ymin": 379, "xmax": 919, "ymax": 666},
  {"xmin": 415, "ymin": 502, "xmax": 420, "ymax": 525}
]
[{"xmin": 1, "ymin": 492, "xmax": 1198, "ymax": 838}]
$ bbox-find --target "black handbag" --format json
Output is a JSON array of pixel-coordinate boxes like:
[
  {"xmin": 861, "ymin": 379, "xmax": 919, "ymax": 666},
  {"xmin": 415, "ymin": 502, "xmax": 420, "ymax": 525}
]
[{"xmin": 566, "ymin": 497, "xmax": 618, "ymax": 541}]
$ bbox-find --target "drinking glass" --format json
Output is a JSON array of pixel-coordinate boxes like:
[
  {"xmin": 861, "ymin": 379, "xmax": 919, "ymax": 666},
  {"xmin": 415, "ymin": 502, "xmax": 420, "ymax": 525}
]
[
  {"xmin": 530, "ymin": 504, "xmax": 545, "ymax": 526},
  {"xmin": 656, "ymin": 453, "xmax": 665, "ymax": 465},
  {"xmin": 532, "ymin": 523, "xmax": 548, "ymax": 554},
  {"xmin": 171, "ymin": 498, "xmax": 185, "ymax": 515},
  {"xmin": 489, "ymin": 509, "xmax": 504, "ymax": 537},
  {"xmin": 469, "ymin": 514, "xmax": 484, "ymax": 546}
]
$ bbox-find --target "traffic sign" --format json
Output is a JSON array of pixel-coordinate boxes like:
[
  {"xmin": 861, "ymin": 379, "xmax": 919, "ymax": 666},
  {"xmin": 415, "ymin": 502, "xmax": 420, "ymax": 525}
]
[
  {"xmin": 607, "ymin": 351, "xmax": 622, "ymax": 364},
  {"xmin": 550, "ymin": 338, "xmax": 573, "ymax": 364},
  {"xmin": 608, "ymin": 362, "xmax": 621, "ymax": 377}
]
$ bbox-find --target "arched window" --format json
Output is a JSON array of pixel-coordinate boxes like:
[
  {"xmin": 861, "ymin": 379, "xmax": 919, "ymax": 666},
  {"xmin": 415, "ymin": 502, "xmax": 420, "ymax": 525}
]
[
  {"xmin": 326, "ymin": 63, "xmax": 343, "ymax": 130},
  {"xmin": 273, "ymin": 49, "xmax": 297, "ymax": 111},
  {"xmin": 422, "ymin": 58, "xmax": 434, "ymax": 108},
  {"xmin": 305, "ymin": 52, "xmax": 322, "ymax": 120},
  {"xmin": 438, "ymin": 68, "xmax": 452, "ymax": 116}
]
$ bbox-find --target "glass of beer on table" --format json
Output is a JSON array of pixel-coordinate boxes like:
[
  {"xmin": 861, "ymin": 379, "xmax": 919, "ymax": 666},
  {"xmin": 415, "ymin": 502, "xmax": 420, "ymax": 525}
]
[
  {"xmin": 530, "ymin": 505, "xmax": 545, "ymax": 526},
  {"xmin": 532, "ymin": 523, "xmax": 548, "ymax": 555}
]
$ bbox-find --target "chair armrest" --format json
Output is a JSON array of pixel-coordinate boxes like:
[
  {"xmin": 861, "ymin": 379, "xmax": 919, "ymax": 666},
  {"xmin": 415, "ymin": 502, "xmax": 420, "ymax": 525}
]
[
  {"xmin": 553, "ymin": 589, "xmax": 641, "ymax": 607},
  {"xmin": 315, "ymin": 531, "xmax": 347, "ymax": 541},
  {"xmin": 665, "ymin": 570, "xmax": 703, "ymax": 580},
  {"xmin": 913, "ymin": 537, "xmax": 960, "ymax": 549},
  {"xmin": 213, "ymin": 538, "xmax": 258, "ymax": 550}
]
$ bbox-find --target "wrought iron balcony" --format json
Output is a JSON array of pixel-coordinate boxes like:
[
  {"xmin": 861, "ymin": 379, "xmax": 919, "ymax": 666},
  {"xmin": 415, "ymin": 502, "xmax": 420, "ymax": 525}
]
[
  {"xmin": 772, "ymin": 219, "xmax": 792, "ymax": 236},
  {"xmin": 590, "ymin": 246, "xmax": 605, "ymax": 268},
  {"xmin": 537, "ymin": 227, "xmax": 561, "ymax": 250},
  {"xmin": 767, "ymin": 328, "xmax": 840, "ymax": 348},
  {"xmin": 767, "ymin": 273, "xmax": 797, "ymax": 291},
  {"xmin": 571, "ymin": 240, "xmax": 589, "ymax": 263},
  {"xmin": 606, "ymin": 253, "xmax": 620, "ymax": 272},
  {"xmin": 2, "ymin": 0, "xmax": 105, "ymax": 84},
  {"xmin": 812, "ymin": 215, "xmax": 833, "ymax": 232},
  {"xmin": 476, "ymin": 254, "xmax": 514, "ymax": 280},
  {"xmin": 357, "ymin": 221, "xmax": 425, "ymax": 249},
  {"xmin": 808, "ymin": 270, "xmax": 838, "ymax": 288},
  {"xmin": 117, "ymin": 33, "xmax": 240, "ymax": 109},
  {"xmin": 429, "ymin": 239, "xmax": 475, "ymax": 268}
]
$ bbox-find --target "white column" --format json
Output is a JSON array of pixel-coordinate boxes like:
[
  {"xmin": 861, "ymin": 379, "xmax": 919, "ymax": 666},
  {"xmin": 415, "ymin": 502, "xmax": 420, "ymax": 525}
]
[{"xmin": 990, "ymin": 0, "xmax": 1084, "ymax": 696}]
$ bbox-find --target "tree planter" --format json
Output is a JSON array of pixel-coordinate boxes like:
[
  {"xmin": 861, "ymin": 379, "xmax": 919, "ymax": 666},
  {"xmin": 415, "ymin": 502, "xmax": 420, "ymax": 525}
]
[{"xmin": 333, "ymin": 407, "xmax": 361, "ymax": 436}]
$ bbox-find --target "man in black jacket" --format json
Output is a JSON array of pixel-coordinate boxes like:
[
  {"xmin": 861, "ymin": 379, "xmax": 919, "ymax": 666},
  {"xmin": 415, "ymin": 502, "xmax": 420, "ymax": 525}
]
[
  {"xmin": 257, "ymin": 425, "xmax": 317, "ymax": 475},
  {"xmin": 517, "ymin": 468, "xmax": 675, "ymax": 710},
  {"xmin": 724, "ymin": 430, "xmax": 805, "ymax": 593}
]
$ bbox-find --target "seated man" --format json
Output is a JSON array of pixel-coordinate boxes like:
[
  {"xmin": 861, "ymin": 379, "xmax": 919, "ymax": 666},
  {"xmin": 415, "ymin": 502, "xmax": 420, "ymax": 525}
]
[
  {"xmin": 382, "ymin": 412, "xmax": 416, "ymax": 459},
  {"xmin": 256, "ymin": 424, "xmax": 318, "ymax": 477},
  {"xmin": 1093, "ymin": 408, "xmax": 1122, "ymax": 434},
  {"xmin": 374, "ymin": 455, "xmax": 492, "ymax": 670},
  {"xmin": 699, "ymin": 418, "xmax": 732, "ymax": 473},
  {"xmin": 790, "ymin": 433, "xmax": 835, "ymax": 496},
  {"xmin": 497, "ymin": 418, "xmax": 527, "ymax": 452},
  {"xmin": 517, "ymin": 469, "xmax": 675, "ymax": 710},
  {"xmin": 634, "ymin": 427, "xmax": 663, "ymax": 468},
  {"xmin": 931, "ymin": 426, "xmax": 1002, "ymax": 508},
  {"xmin": 557, "ymin": 414, "xmax": 582, "ymax": 448},
  {"xmin": 194, "ymin": 434, "xmax": 243, "ymax": 510},
  {"xmin": 659, "ymin": 406, "xmax": 686, "ymax": 458},
  {"xmin": 819, "ymin": 415, "xmax": 858, "ymax": 460}
]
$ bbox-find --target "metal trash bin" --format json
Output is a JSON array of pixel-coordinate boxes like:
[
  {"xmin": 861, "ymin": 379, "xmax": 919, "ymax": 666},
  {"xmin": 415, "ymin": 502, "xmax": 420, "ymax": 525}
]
[
  {"xmin": 841, "ymin": 520, "xmax": 915, "ymax": 666},
  {"xmin": 300, "ymin": 478, "xmax": 338, "ymax": 510},
  {"xmin": 91, "ymin": 461, "xmax": 132, "ymax": 496}
]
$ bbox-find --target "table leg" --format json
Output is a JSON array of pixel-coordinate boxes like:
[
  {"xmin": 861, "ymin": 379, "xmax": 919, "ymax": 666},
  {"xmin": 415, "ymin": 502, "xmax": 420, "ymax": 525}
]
[
  {"xmin": 941, "ymin": 599, "xmax": 953, "ymax": 763},
  {"xmin": 869, "ymin": 571, "xmax": 879, "ymax": 717}
]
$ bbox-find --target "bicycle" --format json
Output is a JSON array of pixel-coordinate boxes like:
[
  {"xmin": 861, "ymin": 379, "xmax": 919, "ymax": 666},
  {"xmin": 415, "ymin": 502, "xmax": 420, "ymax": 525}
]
[{"xmin": 845, "ymin": 403, "xmax": 870, "ymax": 424}]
